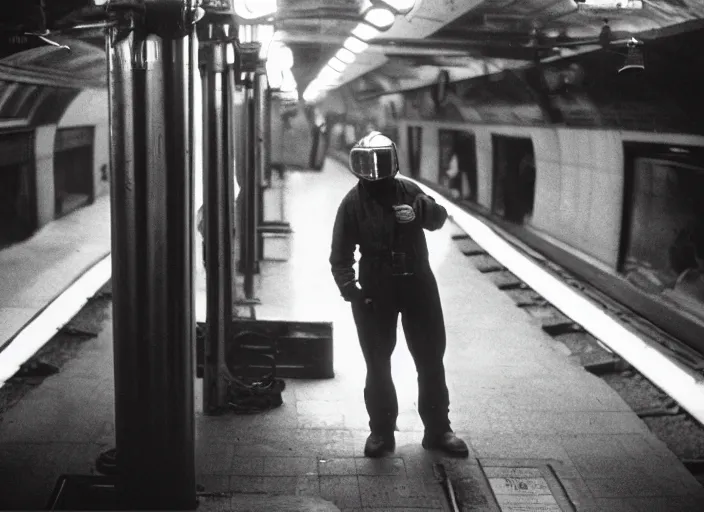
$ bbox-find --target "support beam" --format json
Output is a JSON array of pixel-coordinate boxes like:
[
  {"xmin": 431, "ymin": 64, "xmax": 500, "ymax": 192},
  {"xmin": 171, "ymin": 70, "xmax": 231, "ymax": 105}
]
[
  {"xmin": 106, "ymin": 0, "xmax": 198, "ymax": 508},
  {"xmin": 238, "ymin": 43, "xmax": 261, "ymax": 297},
  {"xmin": 254, "ymin": 63, "xmax": 270, "ymax": 262},
  {"xmin": 198, "ymin": 18, "xmax": 237, "ymax": 413}
]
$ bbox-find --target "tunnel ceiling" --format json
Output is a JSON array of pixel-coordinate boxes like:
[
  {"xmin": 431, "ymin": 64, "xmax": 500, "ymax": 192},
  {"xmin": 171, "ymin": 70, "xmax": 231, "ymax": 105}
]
[{"xmin": 0, "ymin": 0, "xmax": 702, "ymax": 106}]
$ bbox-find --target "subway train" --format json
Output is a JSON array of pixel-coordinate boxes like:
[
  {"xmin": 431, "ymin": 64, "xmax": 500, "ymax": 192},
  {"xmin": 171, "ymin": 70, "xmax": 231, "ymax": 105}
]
[{"xmin": 276, "ymin": 25, "xmax": 704, "ymax": 357}]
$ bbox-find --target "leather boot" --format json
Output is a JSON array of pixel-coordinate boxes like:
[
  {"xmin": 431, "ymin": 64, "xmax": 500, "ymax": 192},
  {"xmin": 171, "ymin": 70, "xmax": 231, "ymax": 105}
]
[
  {"xmin": 422, "ymin": 431, "xmax": 469, "ymax": 458},
  {"xmin": 364, "ymin": 432, "xmax": 395, "ymax": 458}
]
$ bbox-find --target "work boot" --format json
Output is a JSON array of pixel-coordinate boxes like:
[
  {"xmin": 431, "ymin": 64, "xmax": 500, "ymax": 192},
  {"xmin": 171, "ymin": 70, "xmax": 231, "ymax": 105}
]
[
  {"xmin": 364, "ymin": 432, "xmax": 395, "ymax": 458},
  {"xmin": 422, "ymin": 431, "xmax": 469, "ymax": 458}
]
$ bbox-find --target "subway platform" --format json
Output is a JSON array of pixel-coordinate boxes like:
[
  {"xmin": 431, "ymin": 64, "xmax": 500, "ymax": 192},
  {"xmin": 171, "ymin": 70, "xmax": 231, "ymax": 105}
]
[{"xmin": 0, "ymin": 159, "xmax": 703, "ymax": 511}]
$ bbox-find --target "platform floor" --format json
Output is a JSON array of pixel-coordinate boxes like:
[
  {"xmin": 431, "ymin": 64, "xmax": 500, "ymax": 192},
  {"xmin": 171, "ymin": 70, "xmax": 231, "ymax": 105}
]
[
  {"xmin": 0, "ymin": 159, "xmax": 703, "ymax": 511},
  {"xmin": 0, "ymin": 196, "xmax": 111, "ymax": 353}
]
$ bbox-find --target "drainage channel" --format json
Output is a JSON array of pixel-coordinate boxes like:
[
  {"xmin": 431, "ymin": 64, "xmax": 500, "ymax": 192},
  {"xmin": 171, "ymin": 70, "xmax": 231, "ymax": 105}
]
[{"xmin": 449, "ymin": 229, "xmax": 704, "ymax": 488}]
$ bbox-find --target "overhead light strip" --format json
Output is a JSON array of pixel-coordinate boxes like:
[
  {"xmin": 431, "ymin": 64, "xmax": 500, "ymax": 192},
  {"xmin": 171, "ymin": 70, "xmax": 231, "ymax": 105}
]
[{"xmin": 304, "ymin": 2, "xmax": 410, "ymax": 103}]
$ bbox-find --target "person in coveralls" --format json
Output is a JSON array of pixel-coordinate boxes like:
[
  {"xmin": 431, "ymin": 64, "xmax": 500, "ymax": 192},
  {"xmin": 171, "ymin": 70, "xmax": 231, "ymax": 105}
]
[{"xmin": 330, "ymin": 131, "xmax": 469, "ymax": 458}]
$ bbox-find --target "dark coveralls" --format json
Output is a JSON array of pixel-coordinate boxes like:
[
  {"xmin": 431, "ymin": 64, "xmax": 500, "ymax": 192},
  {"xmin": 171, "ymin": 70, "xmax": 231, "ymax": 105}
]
[{"xmin": 330, "ymin": 177, "xmax": 451, "ymax": 436}]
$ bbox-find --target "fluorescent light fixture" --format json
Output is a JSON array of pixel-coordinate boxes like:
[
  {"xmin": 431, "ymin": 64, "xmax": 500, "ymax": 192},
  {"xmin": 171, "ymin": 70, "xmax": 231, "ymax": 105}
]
[
  {"xmin": 344, "ymin": 36, "xmax": 369, "ymax": 54},
  {"xmin": 576, "ymin": 0, "xmax": 643, "ymax": 9},
  {"xmin": 303, "ymin": 88, "xmax": 321, "ymax": 102},
  {"xmin": 364, "ymin": 7, "xmax": 395, "ymax": 30},
  {"xmin": 318, "ymin": 65, "xmax": 341, "ymax": 82},
  {"xmin": 235, "ymin": 0, "xmax": 278, "ymax": 19},
  {"xmin": 328, "ymin": 57, "xmax": 346, "ymax": 73},
  {"xmin": 335, "ymin": 47, "xmax": 356, "ymax": 64},
  {"xmin": 378, "ymin": 0, "xmax": 416, "ymax": 14},
  {"xmin": 352, "ymin": 22, "xmax": 380, "ymax": 41}
]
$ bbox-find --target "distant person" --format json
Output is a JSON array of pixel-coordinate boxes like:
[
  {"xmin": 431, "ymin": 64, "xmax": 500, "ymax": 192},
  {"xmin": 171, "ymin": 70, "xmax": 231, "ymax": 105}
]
[{"xmin": 329, "ymin": 131, "xmax": 469, "ymax": 458}]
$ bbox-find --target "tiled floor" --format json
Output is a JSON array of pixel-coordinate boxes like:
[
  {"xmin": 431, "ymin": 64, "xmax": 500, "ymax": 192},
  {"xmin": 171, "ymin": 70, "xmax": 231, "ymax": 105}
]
[{"xmin": 0, "ymin": 159, "xmax": 702, "ymax": 511}]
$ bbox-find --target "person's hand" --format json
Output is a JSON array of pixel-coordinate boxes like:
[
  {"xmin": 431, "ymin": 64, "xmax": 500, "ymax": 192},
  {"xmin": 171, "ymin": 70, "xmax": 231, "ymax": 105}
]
[
  {"xmin": 342, "ymin": 282, "xmax": 372, "ymax": 305},
  {"xmin": 392, "ymin": 204, "xmax": 416, "ymax": 224}
]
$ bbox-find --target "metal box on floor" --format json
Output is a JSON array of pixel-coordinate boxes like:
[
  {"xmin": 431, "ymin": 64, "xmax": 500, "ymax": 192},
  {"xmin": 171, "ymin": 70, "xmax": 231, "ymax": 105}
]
[
  {"xmin": 196, "ymin": 319, "xmax": 333, "ymax": 379},
  {"xmin": 47, "ymin": 475, "xmax": 119, "ymax": 510}
]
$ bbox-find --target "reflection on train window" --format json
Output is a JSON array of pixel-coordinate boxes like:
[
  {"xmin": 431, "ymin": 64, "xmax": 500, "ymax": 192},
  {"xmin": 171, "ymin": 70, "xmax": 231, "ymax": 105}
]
[
  {"xmin": 437, "ymin": 129, "xmax": 477, "ymax": 201},
  {"xmin": 407, "ymin": 126, "xmax": 422, "ymax": 179},
  {"xmin": 622, "ymin": 156, "xmax": 704, "ymax": 319},
  {"xmin": 491, "ymin": 135, "xmax": 535, "ymax": 224}
]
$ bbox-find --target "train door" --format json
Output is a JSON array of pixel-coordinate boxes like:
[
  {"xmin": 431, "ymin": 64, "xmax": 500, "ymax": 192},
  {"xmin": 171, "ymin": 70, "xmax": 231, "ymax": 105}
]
[
  {"xmin": 54, "ymin": 127, "xmax": 95, "ymax": 218},
  {"xmin": 309, "ymin": 120, "xmax": 329, "ymax": 171},
  {"xmin": 620, "ymin": 143, "xmax": 704, "ymax": 320},
  {"xmin": 491, "ymin": 135, "xmax": 535, "ymax": 224},
  {"xmin": 0, "ymin": 130, "xmax": 36, "ymax": 247},
  {"xmin": 406, "ymin": 126, "xmax": 422, "ymax": 179},
  {"xmin": 438, "ymin": 129, "xmax": 477, "ymax": 201}
]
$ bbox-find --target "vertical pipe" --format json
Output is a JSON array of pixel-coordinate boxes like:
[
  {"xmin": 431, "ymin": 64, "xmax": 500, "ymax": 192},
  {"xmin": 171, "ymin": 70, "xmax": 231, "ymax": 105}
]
[
  {"xmin": 239, "ymin": 77, "xmax": 257, "ymax": 297},
  {"xmin": 226, "ymin": 44, "xmax": 238, "ymax": 306},
  {"xmin": 108, "ymin": 27, "xmax": 196, "ymax": 509},
  {"xmin": 200, "ymin": 23, "xmax": 231, "ymax": 413},
  {"xmin": 254, "ymin": 67, "xmax": 268, "ymax": 260}
]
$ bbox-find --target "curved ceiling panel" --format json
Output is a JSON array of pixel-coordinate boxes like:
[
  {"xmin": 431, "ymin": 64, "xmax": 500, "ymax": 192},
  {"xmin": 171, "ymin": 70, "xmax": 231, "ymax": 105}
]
[
  {"xmin": 0, "ymin": 79, "xmax": 81, "ymax": 127},
  {"xmin": 0, "ymin": 36, "xmax": 105, "ymax": 89}
]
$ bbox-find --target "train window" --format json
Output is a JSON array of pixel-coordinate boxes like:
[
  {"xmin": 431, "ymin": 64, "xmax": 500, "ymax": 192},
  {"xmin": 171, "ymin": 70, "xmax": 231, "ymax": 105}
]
[
  {"xmin": 621, "ymin": 153, "xmax": 704, "ymax": 320},
  {"xmin": 491, "ymin": 135, "xmax": 535, "ymax": 224},
  {"xmin": 437, "ymin": 129, "xmax": 477, "ymax": 201},
  {"xmin": 407, "ymin": 126, "xmax": 423, "ymax": 179}
]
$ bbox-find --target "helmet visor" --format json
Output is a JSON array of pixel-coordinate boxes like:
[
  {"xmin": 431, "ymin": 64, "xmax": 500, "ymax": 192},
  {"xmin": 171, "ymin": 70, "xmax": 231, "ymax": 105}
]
[{"xmin": 349, "ymin": 146, "xmax": 398, "ymax": 181}]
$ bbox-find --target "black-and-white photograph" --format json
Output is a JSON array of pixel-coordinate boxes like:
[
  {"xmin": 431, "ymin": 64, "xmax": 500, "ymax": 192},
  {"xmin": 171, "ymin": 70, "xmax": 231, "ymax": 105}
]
[{"xmin": 1, "ymin": 1, "xmax": 703, "ymax": 511}]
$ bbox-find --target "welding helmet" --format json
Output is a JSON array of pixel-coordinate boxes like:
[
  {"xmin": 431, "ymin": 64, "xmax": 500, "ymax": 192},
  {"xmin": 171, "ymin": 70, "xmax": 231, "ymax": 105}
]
[{"xmin": 349, "ymin": 131, "xmax": 399, "ymax": 181}]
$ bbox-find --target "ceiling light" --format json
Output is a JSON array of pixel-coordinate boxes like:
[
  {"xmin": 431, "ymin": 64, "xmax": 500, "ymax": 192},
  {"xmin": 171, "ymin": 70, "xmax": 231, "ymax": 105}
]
[
  {"xmin": 575, "ymin": 0, "xmax": 643, "ymax": 9},
  {"xmin": 328, "ymin": 57, "xmax": 346, "ymax": 73},
  {"xmin": 335, "ymin": 48, "xmax": 356, "ymax": 64},
  {"xmin": 352, "ymin": 23, "xmax": 380, "ymax": 41},
  {"xmin": 377, "ymin": 0, "xmax": 416, "ymax": 14},
  {"xmin": 319, "ymin": 65, "xmax": 342, "ymax": 83},
  {"xmin": 344, "ymin": 37, "xmax": 369, "ymax": 54},
  {"xmin": 303, "ymin": 88, "xmax": 320, "ymax": 102},
  {"xmin": 364, "ymin": 7, "xmax": 395, "ymax": 30}
]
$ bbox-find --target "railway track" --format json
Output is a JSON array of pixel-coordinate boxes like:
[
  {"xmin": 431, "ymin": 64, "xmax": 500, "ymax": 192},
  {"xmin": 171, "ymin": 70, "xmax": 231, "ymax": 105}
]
[{"xmin": 446, "ymin": 216, "xmax": 704, "ymax": 487}]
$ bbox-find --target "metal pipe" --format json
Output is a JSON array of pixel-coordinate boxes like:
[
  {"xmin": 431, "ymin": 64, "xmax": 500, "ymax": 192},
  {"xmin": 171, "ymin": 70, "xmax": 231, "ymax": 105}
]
[
  {"xmin": 238, "ymin": 77, "xmax": 259, "ymax": 296},
  {"xmin": 226, "ymin": 42, "xmax": 238, "ymax": 305},
  {"xmin": 254, "ymin": 66, "xmax": 268, "ymax": 260},
  {"xmin": 107, "ymin": 25, "xmax": 196, "ymax": 509},
  {"xmin": 199, "ymin": 22, "xmax": 232, "ymax": 414}
]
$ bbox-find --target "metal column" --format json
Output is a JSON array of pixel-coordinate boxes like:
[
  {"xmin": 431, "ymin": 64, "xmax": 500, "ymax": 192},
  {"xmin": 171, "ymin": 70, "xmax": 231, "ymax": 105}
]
[
  {"xmin": 254, "ymin": 62, "xmax": 270, "ymax": 261},
  {"xmin": 106, "ymin": 1, "xmax": 197, "ymax": 508},
  {"xmin": 198, "ymin": 18, "xmax": 236, "ymax": 414}
]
